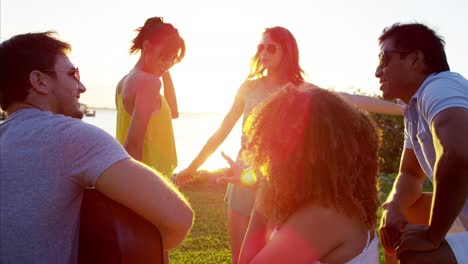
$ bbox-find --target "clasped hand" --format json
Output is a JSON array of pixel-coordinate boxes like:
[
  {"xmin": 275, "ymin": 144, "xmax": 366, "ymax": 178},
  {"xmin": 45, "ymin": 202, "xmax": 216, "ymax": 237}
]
[{"xmin": 395, "ymin": 224, "xmax": 440, "ymax": 258}]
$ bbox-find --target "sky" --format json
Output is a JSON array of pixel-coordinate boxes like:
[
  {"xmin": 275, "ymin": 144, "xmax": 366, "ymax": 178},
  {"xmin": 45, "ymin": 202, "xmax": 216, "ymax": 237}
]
[{"xmin": 1, "ymin": 0, "xmax": 467, "ymax": 113}]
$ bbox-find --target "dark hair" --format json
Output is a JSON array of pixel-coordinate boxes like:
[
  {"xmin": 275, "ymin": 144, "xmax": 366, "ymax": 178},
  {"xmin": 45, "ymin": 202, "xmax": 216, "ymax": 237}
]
[
  {"xmin": 246, "ymin": 27, "xmax": 305, "ymax": 85},
  {"xmin": 379, "ymin": 22, "xmax": 450, "ymax": 73},
  {"xmin": 129, "ymin": 17, "xmax": 185, "ymax": 65},
  {"xmin": 0, "ymin": 31, "xmax": 71, "ymax": 109},
  {"xmin": 243, "ymin": 85, "xmax": 380, "ymax": 228}
]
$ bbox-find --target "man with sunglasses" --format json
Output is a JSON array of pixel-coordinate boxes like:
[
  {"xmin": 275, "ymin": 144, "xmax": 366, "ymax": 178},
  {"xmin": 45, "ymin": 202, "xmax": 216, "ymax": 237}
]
[
  {"xmin": 376, "ymin": 23, "xmax": 468, "ymax": 263},
  {"xmin": 0, "ymin": 31, "xmax": 193, "ymax": 263}
]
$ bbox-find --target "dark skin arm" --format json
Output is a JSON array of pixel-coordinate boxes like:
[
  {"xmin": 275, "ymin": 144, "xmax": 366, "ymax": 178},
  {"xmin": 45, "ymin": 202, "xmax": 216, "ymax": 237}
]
[
  {"xmin": 379, "ymin": 147, "xmax": 427, "ymax": 255},
  {"xmin": 395, "ymin": 107, "xmax": 468, "ymax": 256},
  {"xmin": 398, "ymin": 240, "xmax": 457, "ymax": 264},
  {"xmin": 428, "ymin": 107, "xmax": 468, "ymax": 242}
]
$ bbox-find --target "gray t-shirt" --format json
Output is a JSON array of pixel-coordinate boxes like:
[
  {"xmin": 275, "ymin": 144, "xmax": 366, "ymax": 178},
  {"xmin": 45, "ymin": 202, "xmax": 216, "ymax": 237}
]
[{"xmin": 0, "ymin": 109, "xmax": 129, "ymax": 263}]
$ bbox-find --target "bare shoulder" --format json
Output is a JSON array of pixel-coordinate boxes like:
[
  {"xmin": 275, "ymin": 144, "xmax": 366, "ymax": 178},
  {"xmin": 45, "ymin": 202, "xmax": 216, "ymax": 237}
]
[
  {"xmin": 238, "ymin": 79, "xmax": 257, "ymax": 94},
  {"xmin": 298, "ymin": 81, "xmax": 321, "ymax": 90},
  {"xmin": 283, "ymin": 204, "xmax": 353, "ymax": 246},
  {"xmin": 281, "ymin": 204, "xmax": 368, "ymax": 261},
  {"xmin": 125, "ymin": 71, "xmax": 162, "ymax": 96},
  {"xmin": 287, "ymin": 204, "xmax": 345, "ymax": 227},
  {"xmin": 116, "ymin": 75, "xmax": 127, "ymax": 95}
]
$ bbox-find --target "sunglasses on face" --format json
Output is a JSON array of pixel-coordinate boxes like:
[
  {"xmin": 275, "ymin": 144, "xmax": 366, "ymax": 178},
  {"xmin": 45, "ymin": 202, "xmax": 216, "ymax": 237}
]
[
  {"xmin": 378, "ymin": 50, "xmax": 411, "ymax": 68},
  {"xmin": 257, "ymin": 44, "xmax": 277, "ymax": 54},
  {"xmin": 42, "ymin": 67, "xmax": 80, "ymax": 82}
]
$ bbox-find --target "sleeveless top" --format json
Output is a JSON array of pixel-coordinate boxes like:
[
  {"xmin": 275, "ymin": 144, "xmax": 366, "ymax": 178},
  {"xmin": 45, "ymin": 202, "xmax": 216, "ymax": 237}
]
[
  {"xmin": 332, "ymin": 231, "xmax": 379, "ymax": 264},
  {"xmin": 116, "ymin": 93, "xmax": 177, "ymax": 178},
  {"xmin": 236, "ymin": 80, "xmax": 292, "ymax": 162},
  {"xmin": 237, "ymin": 81, "xmax": 318, "ymax": 162}
]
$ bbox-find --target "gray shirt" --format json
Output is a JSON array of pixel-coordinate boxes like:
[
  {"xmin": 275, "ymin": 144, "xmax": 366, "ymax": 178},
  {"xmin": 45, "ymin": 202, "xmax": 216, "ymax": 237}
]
[
  {"xmin": 403, "ymin": 71, "xmax": 468, "ymax": 229},
  {"xmin": 0, "ymin": 109, "xmax": 129, "ymax": 263}
]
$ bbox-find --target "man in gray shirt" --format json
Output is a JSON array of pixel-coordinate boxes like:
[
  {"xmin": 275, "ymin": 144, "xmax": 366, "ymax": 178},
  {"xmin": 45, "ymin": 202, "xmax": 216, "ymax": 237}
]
[
  {"xmin": 376, "ymin": 23, "xmax": 468, "ymax": 263},
  {"xmin": 0, "ymin": 31, "xmax": 193, "ymax": 263}
]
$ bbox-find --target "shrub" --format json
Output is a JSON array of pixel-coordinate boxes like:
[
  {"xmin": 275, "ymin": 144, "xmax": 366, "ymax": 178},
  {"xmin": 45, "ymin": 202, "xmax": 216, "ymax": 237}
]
[{"xmin": 369, "ymin": 112, "xmax": 404, "ymax": 173}]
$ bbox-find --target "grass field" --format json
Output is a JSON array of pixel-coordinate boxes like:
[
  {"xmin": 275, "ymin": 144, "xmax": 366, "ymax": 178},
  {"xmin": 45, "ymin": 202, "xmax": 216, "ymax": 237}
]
[{"xmin": 169, "ymin": 174, "xmax": 433, "ymax": 264}]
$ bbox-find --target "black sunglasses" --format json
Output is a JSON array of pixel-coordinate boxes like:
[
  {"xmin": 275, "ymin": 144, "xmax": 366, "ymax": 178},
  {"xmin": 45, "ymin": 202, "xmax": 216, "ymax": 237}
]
[
  {"xmin": 257, "ymin": 44, "xmax": 277, "ymax": 54},
  {"xmin": 378, "ymin": 50, "xmax": 411, "ymax": 67},
  {"xmin": 42, "ymin": 67, "xmax": 80, "ymax": 81}
]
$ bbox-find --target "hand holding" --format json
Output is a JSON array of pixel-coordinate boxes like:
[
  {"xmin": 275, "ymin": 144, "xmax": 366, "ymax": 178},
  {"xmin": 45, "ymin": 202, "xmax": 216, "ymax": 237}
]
[
  {"xmin": 379, "ymin": 202, "xmax": 408, "ymax": 255},
  {"xmin": 172, "ymin": 167, "xmax": 195, "ymax": 187},
  {"xmin": 395, "ymin": 224, "xmax": 440, "ymax": 258}
]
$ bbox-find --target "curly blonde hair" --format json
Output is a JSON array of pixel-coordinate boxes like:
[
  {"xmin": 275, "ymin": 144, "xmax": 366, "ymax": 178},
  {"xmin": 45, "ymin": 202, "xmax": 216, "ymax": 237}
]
[{"xmin": 242, "ymin": 84, "xmax": 380, "ymax": 229}]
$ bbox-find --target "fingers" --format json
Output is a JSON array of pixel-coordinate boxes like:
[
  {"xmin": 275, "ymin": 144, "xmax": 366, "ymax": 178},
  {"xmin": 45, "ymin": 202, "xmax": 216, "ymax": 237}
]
[
  {"xmin": 379, "ymin": 217, "xmax": 395, "ymax": 254},
  {"xmin": 394, "ymin": 232, "xmax": 407, "ymax": 258},
  {"xmin": 379, "ymin": 220, "xmax": 406, "ymax": 255},
  {"xmin": 221, "ymin": 151, "xmax": 244, "ymax": 179},
  {"xmin": 395, "ymin": 238, "xmax": 409, "ymax": 258},
  {"xmin": 221, "ymin": 151, "xmax": 237, "ymax": 168},
  {"xmin": 379, "ymin": 208, "xmax": 409, "ymax": 256},
  {"xmin": 172, "ymin": 170, "xmax": 193, "ymax": 187},
  {"xmin": 379, "ymin": 228, "xmax": 396, "ymax": 255}
]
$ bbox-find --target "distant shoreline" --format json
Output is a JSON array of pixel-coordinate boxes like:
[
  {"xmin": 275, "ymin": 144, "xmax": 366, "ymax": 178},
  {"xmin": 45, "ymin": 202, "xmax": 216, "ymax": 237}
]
[{"xmin": 87, "ymin": 107, "xmax": 224, "ymax": 116}]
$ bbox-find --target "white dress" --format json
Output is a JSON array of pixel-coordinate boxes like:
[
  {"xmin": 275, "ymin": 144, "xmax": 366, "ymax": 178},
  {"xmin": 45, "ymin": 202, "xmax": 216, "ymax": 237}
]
[{"xmin": 328, "ymin": 231, "xmax": 379, "ymax": 264}]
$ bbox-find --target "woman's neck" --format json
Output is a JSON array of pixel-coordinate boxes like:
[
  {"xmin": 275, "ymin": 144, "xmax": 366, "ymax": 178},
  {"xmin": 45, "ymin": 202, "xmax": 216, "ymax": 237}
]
[
  {"xmin": 133, "ymin": 57, "xmax": 160, "ymax": 77},
  {"xmin": 265, "ymin": 69, "xmax": 289, "ymax": 87}
]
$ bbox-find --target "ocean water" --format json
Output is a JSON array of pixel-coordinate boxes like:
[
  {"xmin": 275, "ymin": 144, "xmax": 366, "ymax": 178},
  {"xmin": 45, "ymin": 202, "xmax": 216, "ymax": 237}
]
[{"xmin": 82, "ymin": 109, "xmax": 242, "ymax": 172}]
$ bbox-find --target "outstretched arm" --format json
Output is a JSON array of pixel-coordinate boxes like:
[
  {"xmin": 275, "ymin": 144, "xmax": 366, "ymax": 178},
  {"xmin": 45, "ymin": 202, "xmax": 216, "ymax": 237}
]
[
  {"xmin": 338, "ymin": 92, "xmax": 405, "ymax": 115},
  {"xmin": 174, "ymin": 83, "xmax": 249, "ymax": 185},
  {"xmin": 162, "ymin": 71, "xmax": 179, "ymax": 119},
  {"xmin": 96, "ymin": 158, "xmax": 194, "ymax": 249}
]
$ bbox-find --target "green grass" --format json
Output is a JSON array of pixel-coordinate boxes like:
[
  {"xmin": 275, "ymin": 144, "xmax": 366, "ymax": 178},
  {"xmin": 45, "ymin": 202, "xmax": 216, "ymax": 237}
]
[
  {"xmin": 169, "ymin": 183, "xmax": 232, "ymax": 264},
  {"xmin": 169, "ymin": 174, "xmax": 433, "ymax": 264}
]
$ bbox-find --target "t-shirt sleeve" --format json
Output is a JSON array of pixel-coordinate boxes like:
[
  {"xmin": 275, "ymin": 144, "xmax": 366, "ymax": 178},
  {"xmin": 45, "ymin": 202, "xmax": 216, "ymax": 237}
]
[
  {"xmin": 403, "ymin": 126, "xmax": 413, "ymax": 149},
  {"xmin": 419, "ymin": 78, "xmax": 468, "ymax": 125},
  {"xmin": 62, "ymin": 121, "xmax": 129, "ymax": 187}
]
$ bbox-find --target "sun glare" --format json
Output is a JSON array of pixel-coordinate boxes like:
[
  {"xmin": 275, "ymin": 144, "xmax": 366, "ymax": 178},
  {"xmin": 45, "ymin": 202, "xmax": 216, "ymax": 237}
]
[{"xmin": 240, "ymin": 168, "xmax": 258, "ymax": 187}]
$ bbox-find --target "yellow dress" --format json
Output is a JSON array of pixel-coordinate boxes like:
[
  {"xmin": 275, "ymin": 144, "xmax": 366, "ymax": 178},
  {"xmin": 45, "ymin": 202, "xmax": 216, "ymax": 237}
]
[{"xmin": 116, "ymin": 94, "xmax": 177, "ymax": 178}]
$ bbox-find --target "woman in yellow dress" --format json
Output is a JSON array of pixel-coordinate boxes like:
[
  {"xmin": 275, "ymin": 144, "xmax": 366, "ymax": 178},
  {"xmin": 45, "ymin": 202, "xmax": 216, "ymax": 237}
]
[{"xmin": 115, "ymin": 17, "xmax": 184, "ymax": 178}]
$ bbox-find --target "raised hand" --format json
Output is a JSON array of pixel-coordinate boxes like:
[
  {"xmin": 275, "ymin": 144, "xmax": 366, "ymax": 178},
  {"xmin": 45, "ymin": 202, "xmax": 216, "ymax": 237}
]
[{"xmin": 216, "ymin": 152, "xmax": 244, "ymax": 186}]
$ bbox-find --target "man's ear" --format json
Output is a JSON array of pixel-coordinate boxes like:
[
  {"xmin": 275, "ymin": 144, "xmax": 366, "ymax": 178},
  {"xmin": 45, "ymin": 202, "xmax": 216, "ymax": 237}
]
[
  {"xmin": 411, "ymin": 50, "xmax": 426, "ymax": 69},
  {"xmin": 29, "ymin": 70, "xmax": 50, "ymax": 95}
]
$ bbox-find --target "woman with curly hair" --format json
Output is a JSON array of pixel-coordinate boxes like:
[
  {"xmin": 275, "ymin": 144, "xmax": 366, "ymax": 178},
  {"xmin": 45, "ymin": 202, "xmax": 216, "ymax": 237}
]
[{"xmin": 221, "ymin": 86, "xmax": 380, "ymax": 263}]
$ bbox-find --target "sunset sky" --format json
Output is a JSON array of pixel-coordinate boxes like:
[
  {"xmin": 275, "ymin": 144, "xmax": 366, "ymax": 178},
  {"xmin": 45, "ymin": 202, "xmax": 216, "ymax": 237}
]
[{"xmin": 2, "ymin": 0, "xmax": 467, "ymax": 113}]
